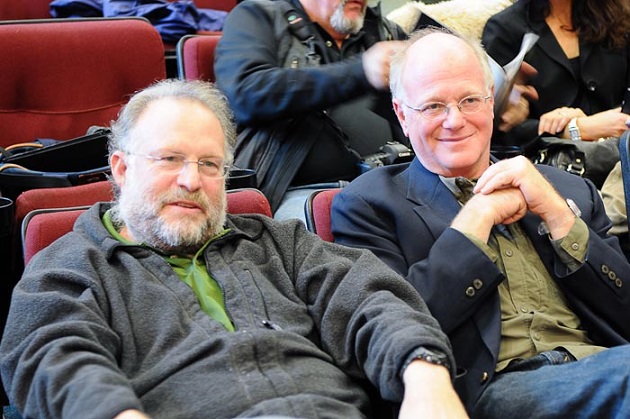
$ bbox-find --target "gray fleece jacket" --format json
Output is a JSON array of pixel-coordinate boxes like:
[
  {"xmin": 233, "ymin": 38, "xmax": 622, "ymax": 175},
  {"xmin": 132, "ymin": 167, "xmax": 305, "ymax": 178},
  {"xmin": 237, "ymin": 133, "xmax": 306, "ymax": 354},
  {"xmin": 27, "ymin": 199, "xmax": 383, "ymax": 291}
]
[{"xmin": 0, "ymin": 203, "xmax": 453, "ymax": 419}]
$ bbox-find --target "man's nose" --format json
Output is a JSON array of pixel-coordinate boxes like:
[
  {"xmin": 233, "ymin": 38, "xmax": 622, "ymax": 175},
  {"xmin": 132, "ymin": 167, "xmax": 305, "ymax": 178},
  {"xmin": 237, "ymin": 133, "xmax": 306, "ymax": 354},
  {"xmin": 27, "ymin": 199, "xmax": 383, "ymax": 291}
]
[
  {"xmin": 442, "ymin": 104, "xmax": 466, "ymax": 128},
  {"xmin": 177, "ymin": 161, "xmax": 202, "ymax": 191}
]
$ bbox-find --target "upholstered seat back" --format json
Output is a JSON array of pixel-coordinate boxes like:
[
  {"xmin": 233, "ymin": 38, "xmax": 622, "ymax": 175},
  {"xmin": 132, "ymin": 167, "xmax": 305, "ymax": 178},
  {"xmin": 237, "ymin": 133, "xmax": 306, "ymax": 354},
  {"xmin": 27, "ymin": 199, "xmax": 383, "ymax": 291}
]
[
  {"xmin": 0, "ymin": 0, "xmax": 52, "ymax": 20},
  {"xmin": 304, "ymin": 188, "xmax": 342, "ymax": 242},
  {"xmin": 0, "ymin": 18, "xmax": 166, "ymax": 147},
  {"xmin": 177, "ymin": 33, "xmax": 222, "ymax": 82},
  {"xmin": 21, "ymin": 187, "xmax": 272, "ymax": 265}
]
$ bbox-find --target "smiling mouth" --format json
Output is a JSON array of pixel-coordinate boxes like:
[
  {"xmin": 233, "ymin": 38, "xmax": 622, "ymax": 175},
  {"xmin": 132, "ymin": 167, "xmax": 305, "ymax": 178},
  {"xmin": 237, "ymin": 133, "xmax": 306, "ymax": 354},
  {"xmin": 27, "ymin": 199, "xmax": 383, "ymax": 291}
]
[{"xmin": 440, "ymin": 132, "xmax": 475, "ymax": 142}]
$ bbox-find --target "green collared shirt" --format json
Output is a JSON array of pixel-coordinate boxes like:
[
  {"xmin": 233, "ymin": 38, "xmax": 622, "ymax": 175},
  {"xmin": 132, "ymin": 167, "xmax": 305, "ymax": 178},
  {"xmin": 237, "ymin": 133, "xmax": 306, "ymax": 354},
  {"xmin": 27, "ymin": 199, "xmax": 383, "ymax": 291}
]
[
  {"xmin": 441, "ymin": 177, "xmax": 606, "ymax": 371},
  {"xmin": 102, "ymin": 210, "xmax": 235, "ymax": 332}
]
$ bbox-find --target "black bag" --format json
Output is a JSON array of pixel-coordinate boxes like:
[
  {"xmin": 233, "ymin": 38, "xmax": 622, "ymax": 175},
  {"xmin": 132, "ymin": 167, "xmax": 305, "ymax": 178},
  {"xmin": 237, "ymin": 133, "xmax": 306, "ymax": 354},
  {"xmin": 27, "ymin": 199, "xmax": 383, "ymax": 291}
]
[
  {"xmin": 572, "ymin": 137, "xmax": 620, "ymax": 189},
  {"xmin": 522, "ymin": 135, "xmax": 620, "ymax": 189},
  {"xmin": 528, "ymin": 137, "xmax": 586, "ymax": 177},
  {"xmin": 0, "ymin": 128, "xmax": 111, "ymax": 201}
]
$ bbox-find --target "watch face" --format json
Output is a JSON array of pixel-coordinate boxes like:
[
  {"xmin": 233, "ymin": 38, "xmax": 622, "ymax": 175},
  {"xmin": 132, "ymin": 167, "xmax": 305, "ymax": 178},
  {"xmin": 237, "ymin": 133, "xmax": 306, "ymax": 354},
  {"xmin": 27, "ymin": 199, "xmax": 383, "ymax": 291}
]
[
  {"xmin": 568, "ymin": 118, "xmax": 581, "ymax": 141},
  {"xmin": 566, "ymin": 198, "xmax": 581, "ymax": 218}
]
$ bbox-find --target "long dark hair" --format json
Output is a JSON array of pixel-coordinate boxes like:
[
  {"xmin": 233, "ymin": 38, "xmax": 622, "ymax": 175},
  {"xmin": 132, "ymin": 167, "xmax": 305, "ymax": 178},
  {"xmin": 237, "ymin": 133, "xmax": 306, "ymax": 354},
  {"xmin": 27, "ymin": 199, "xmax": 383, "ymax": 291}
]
[{"xmin": 528, "ymin": 0, "xmax": 630, "ymax": 49}]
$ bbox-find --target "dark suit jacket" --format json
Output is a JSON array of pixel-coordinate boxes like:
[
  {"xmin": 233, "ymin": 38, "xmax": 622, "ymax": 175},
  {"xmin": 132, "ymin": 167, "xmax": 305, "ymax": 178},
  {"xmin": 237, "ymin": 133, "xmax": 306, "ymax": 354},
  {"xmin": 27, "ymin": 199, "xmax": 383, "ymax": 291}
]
[
  {"xmin": 331, "ymin": 158, "xmax": 630, "ymax": 412},
  {"xmin": 482, "ymin": 0, "xmax": 630, "ymax": 144}
]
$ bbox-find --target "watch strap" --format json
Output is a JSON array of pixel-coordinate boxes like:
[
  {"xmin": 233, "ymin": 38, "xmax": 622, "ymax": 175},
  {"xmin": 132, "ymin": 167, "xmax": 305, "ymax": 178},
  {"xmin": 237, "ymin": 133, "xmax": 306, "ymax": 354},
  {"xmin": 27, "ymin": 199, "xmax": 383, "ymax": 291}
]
[{"xmin": 401, "ymin": 346, "xmax": 451, "ymax": 376}]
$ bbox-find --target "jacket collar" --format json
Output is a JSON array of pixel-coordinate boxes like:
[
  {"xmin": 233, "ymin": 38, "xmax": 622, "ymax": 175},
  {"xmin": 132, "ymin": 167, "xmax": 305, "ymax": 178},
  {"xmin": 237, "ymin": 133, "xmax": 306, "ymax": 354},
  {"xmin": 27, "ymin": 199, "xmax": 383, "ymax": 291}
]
[
  {"xmin": 398, "ymin": 159, "xmax": 462, "ymax": 239},
  {"xmin": 525, "ymin": 3, "xmax": 594, "ymax": 77},
  {"xmin": 84, "ymin": 203, "xmax": 267, "ymax": 260}
]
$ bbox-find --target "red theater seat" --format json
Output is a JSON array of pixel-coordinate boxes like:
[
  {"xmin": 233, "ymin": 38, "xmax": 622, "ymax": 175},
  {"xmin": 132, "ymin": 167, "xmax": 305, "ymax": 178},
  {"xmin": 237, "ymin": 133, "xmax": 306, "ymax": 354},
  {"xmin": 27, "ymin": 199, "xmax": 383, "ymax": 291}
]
[
  {"xmin": 177, "ymin": 33, "xmax": 222, "ymax": 81},
  {"xmin": 21, "ymin": 187, "xmax": 272, "ymax": 264},
  {"xmin": 304, "ymin": 189, "xmax": 342, "ymax": 242},
  {"xmin": 193, "ymin": 0, "xmax": 236, "ymax": 12},
  {"xmin": 0, "ymin": 0, "xmax": 52, "ymax": 20},
  {"xmin": 0, "ymin": 17, "xmax": 166, "ymax": 147}
]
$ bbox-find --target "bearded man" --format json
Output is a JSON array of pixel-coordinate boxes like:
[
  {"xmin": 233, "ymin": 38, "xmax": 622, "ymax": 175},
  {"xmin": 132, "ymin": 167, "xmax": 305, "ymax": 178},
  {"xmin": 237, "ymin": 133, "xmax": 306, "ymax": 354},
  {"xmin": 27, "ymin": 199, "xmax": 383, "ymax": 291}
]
[
  {"xmin": 0, "ymin": 79, "xmax": 467, "ymax": 419},
  {"xmin": 214, "ymin": 0, "xmax": 409, "ymax": 218}
]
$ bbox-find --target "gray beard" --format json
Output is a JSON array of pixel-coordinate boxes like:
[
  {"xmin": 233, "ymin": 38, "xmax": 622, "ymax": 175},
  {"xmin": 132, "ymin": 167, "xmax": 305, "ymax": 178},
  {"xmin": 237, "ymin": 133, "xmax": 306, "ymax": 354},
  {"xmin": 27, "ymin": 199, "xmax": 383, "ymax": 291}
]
[
  {"xmin": 110, "ymin": 189, "xmax": 227, "ymax": 255},
  {"xmin": 330, "ymin": 1, "xmax": 365, "ymax": 35}
]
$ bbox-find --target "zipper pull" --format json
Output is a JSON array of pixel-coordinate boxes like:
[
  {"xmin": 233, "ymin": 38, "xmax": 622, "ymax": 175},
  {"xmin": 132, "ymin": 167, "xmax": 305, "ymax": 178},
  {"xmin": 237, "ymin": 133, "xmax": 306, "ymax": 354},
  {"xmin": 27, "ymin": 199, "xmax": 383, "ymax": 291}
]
[{"xmin": 261, "ymin": 319, "xmax": 282, "ymax": 331}]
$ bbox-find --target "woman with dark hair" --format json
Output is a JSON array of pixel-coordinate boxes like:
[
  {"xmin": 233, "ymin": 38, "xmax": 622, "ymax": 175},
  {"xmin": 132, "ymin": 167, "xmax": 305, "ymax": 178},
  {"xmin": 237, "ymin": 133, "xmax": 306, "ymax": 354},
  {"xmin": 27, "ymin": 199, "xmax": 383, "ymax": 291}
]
[{"xmin": 482, "ymin": 0, "xmax": 630, "ymax": 146}]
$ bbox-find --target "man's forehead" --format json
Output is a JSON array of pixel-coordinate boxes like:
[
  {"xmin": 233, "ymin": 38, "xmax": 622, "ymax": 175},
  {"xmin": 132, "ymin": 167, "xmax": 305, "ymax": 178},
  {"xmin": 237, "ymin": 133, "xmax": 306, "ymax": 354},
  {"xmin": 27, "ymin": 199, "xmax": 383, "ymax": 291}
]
[
  {"xmin": 408, "ymin": 33, "xmax": 473, "ymax": 64},
  {"xmin": 404, "ymin": 36, "xmax": 483, "ymax": 88},
  {"xmin": 129, "ymin": 99, "xmax": 223, "ymax": 149}
]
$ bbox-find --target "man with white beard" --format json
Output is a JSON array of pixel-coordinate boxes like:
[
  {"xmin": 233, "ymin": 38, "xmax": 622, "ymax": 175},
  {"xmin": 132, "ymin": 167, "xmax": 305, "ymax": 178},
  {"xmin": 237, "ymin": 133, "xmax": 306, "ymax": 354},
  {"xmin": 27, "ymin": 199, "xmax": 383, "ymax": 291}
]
[
  {"xmin": 0, "ymin": 79, "xmax": 467, "ymax": 419},
  {"xmin": 215, "ymin": 0, "xmax": 409, "ymax": 217}
]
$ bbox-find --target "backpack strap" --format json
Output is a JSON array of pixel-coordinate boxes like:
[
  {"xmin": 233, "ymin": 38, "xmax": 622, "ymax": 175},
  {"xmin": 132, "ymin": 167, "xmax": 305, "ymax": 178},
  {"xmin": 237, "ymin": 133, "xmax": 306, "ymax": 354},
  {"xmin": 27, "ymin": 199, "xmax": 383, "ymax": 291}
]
[{"xmin": 275, "ymin": 0, "xmax": 321, "ymax": 65}]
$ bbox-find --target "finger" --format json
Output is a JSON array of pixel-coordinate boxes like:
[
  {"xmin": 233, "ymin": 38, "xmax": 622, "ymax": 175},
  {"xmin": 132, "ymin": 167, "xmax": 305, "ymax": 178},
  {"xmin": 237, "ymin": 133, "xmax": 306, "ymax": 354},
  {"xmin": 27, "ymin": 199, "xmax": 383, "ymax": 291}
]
[
  {"xmin": 549, "ymin": 119, "xmax": 562, "ymax": 135},
  {"xmin": 474, "ymin": 163, "xmax": 513, "ymax": 194},
  {"xmin": 515, "ymin": 84, "xmax": 538, "ymax": 102},
  {"xmin": 476, "ymin": 156, "xmax": 533, "ymax": 194},
  {"xmin": 515, "ymin": 61, "xmax": 538, "ymax": 83},
  {"xmin": 552, "ymin": 118, "xmax": 570, "ymax": 135},
  {"xmin": 538, "ymin": 119, "xmax": 554, "ymax": 135}
]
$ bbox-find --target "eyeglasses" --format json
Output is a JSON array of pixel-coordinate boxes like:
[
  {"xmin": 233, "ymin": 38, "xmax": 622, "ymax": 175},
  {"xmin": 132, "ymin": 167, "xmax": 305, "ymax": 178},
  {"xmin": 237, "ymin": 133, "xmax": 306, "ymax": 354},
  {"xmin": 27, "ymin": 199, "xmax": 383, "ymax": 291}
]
[
  {"xmin": 403, "ymin": 94, "xmax": 491, "ymax": 121},
  {"xmin": 127, "ymin": 152, "xmax": 229, "ymax": 179}
]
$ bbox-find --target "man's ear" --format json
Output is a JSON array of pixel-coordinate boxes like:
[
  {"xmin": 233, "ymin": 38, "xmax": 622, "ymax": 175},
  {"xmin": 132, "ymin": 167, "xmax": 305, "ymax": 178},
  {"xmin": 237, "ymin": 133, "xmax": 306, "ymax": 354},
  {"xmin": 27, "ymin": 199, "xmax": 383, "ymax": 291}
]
[
  {"xmin": 110, "ymin": 150, "xmax": 128, "ymax": 190},
  {"xmin": 392, "ymin": 98, "xmax": 410, "ymax": 137}
]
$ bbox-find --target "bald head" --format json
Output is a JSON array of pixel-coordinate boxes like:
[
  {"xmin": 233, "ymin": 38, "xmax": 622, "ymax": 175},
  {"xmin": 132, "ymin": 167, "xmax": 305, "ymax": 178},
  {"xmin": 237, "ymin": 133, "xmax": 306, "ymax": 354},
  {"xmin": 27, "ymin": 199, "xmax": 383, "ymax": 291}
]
[{"xmin": 390, "ymin": 28, "xmax": 494, "ymax": 103}]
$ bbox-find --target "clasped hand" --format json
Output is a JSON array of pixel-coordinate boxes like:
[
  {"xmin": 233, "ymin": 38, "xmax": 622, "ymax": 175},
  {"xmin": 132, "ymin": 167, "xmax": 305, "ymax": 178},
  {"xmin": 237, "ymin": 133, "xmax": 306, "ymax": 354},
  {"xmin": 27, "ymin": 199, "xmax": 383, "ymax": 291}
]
[{"xmin": 451, "ymin": 156, "xmax": 575, "ymax": 241}]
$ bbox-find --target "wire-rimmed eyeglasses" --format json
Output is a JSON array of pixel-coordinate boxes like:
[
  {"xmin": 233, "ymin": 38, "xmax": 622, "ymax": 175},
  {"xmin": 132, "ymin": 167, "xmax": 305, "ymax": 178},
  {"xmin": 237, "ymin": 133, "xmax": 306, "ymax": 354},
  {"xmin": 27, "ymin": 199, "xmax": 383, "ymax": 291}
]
[
  {"xmin": 126, "ymin": 152, "xmax": 229, "ymax": 179},
  {"xmin": 402, "ymin": 94, "xmax": 492, "ymax": 121}
]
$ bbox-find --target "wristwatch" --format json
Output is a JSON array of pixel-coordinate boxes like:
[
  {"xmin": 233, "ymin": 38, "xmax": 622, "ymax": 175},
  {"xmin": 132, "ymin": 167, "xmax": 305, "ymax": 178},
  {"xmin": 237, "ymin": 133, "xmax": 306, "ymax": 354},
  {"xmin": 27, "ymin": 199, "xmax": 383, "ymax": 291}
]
[
  {"xmin": 537, "ymin": 198, "xmax": 582, "ymax": 235},
  {"xmin": 401, "ymin": 347, "xmax": 451, "ymax": 375},
  {"xmin": 567, "ymin": 117, "xmax": 581, "ymax": 142}
]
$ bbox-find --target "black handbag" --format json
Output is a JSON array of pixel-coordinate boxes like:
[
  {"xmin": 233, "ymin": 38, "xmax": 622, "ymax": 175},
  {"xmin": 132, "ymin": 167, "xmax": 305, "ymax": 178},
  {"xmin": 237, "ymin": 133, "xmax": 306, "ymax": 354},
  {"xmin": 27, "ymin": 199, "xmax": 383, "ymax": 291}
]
[
  {"xmin": 529, "ymin": 137, "xmax": 586, "ymax": 177},
  {"xmin": 0, "ymin": 128, "xmax": 111, "ymax": 201},
  {"xmin": 523, "ymin": 135, "xmax": 619, "ymax": 189}
]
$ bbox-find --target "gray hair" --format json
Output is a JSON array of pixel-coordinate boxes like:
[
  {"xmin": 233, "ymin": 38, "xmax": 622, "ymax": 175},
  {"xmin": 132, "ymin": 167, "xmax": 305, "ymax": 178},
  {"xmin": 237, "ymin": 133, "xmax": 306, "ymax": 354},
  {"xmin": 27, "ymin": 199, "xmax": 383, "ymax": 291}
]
[
  {"xmin": 389, "ymin": 27, "xmax": 495, "ymax": 102},
  {"xmin": 109, "ymin": 79, "xmax": 236, "ymax": 166}
]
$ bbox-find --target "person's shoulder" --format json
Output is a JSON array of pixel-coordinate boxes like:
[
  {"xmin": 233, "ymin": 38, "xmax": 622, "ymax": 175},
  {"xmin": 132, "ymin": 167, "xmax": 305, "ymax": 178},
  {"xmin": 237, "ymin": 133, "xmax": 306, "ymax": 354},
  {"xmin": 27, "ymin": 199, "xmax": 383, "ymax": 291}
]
[
  {"xmin": 342, "ymin": 163, "xmax": 411, "ymax": 196},
  {"xmin": 488, "ymin": 0, "xmax": 526, "ymax": 20},
  {"xmin": 535, "ymin": 164, "xmax": 591, "ymax": 189},
  {"xmin": 24, "ymin": 206, "xmax": 108, "ymax": 270},
  {"xmin": 226, "ymin": 212, "xmax": 307, "ymax": 238},
  {"xmin": 485, "ymin": 0, "xmax": 528, "ymax": 30},
  {"xmin": 233, "ymin": 0, "xmax": 280, "ymax": 9},
  {"xmin": 535, "ymin": 163, "xmax": 577, "ymax": 177}
]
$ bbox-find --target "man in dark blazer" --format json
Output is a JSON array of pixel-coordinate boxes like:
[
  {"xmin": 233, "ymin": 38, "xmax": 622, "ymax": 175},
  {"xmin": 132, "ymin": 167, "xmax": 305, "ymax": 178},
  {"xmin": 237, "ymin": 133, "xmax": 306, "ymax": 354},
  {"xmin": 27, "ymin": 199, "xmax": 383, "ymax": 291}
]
[{"xmin": 332, "ymin": 27, "xmax": 630, "ymax": 418}]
